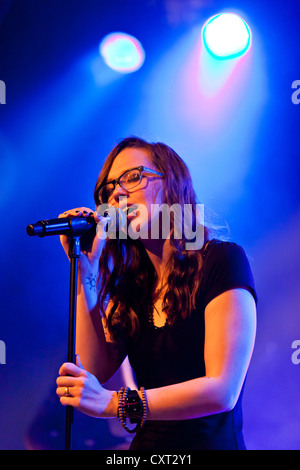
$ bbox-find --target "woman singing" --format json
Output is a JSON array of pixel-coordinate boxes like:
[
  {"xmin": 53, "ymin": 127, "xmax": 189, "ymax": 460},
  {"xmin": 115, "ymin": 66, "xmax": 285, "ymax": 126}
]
[{"xmin": 56, "ymin": 136, "xmax": 257, "ymax": 450}]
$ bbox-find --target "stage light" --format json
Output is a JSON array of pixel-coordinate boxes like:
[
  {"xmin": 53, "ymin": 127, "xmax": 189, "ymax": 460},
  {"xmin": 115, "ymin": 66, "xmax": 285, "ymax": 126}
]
[
  {"xmin": 202, "ymin": 13, "xmax": 251, "ymax": 60},
  {"xmin": 99, "ymin": 32, "xmax": 145, "ymax": 73}
]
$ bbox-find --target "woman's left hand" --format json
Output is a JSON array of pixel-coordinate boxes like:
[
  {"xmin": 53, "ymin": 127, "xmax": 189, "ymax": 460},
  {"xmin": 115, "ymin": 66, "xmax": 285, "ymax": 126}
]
[{"xmin": 56, "ymin": 355, "xmax": 117, "ymax": 418}]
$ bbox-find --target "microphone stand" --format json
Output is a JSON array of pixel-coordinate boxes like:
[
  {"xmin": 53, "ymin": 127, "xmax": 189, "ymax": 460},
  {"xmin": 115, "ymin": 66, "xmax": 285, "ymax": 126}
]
[
  {"xmin": 26, "ymin": 216, "xmax": 101, "ymax": 449},
  {"xmin": 65, "ymin": 236, "xmax": 81, "ymax": 450}
]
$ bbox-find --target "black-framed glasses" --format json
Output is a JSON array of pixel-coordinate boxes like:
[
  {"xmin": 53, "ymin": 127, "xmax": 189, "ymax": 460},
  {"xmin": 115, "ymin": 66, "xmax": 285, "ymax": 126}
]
[{"xmin": 98, "ymin": 165, "xmax": 164, "ymax": 203}]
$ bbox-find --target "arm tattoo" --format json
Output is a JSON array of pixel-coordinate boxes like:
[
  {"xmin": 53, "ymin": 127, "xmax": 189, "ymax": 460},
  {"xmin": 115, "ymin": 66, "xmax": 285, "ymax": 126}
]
[{"xmin": 86, "ymin": 273, "xmax": 97, "ymax": 293}]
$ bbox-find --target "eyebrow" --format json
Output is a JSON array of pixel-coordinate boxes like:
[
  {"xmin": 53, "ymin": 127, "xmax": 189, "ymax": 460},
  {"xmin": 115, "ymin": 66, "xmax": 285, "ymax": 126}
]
[{"xmin": 106, "ymin": 168, "xmax": 130, "ymax": 183}]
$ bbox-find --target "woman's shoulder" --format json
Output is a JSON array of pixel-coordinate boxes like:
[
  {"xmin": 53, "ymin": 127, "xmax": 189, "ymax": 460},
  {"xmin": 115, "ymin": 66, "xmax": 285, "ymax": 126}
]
[
  {"xmin": 201, "ymin": 238, "xmax": 244, "ymax": 260},
  {"xmin": 199, "ymin": 238, "xmax": 257, "ymax": 307}
]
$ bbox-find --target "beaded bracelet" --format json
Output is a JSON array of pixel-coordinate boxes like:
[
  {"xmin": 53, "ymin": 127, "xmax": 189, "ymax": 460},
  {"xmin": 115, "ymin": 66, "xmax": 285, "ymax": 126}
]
[
  {"xmin": 139, "ymin": 386, "xmax": 148, "ymax": 428},
  {"xmin": 117, "ymin": 386, "xmax": 148, "ymax": 434}
]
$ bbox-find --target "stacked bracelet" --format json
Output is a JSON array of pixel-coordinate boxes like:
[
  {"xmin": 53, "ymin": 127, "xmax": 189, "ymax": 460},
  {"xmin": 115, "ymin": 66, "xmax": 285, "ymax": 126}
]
[
  {"xmin": 139, "ymin": 386, "xmax": 147, "ymax": 428},
  {"xmin": 117, "ymin": 386, "xmax": 148, "ymax": 434}
]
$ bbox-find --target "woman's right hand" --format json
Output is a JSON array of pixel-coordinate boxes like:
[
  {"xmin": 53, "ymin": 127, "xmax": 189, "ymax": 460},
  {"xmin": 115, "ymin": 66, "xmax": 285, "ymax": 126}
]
[{"xmin": 58, "ymin": 207, "xmax": 107, "ymax": 275}]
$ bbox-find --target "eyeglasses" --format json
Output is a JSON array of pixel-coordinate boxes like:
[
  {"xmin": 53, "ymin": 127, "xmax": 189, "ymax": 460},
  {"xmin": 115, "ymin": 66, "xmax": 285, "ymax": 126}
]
[{"xmin": 97, "ymin": 165, "xmax": 164, "ymax": 203}]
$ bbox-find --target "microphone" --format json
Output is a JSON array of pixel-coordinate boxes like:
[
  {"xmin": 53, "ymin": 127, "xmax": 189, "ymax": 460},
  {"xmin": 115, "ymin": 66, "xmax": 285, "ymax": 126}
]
[
  {"xmin": 26, "ymin": 206, "xmax": 126, "ymax": 237},
  {"xmin": 26, "ymin": 216, "xmax": 95, "ymax": 237}
]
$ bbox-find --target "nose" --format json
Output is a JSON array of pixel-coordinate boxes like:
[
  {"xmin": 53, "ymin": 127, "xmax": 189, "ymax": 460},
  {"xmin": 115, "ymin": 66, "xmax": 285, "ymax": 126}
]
[{"xmin": 112, "ymin": 183, "xmax": 128, "ymax": 203}]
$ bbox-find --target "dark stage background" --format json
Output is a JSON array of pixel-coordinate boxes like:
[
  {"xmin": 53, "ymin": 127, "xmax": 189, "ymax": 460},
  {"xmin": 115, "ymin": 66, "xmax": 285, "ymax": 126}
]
[{"xmin": 0, "ymin": 0, "xmax": 299, "ymax": 450}]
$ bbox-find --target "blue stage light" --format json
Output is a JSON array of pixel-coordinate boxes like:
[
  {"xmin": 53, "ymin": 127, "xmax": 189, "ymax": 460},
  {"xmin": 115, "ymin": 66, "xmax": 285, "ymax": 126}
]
[
  {"xmin": 99, "ymin": 32, "xmax": 145, "ymax": 73},
  {"xmin": 202, "ymin": 13, "xmax": 251, "ymax": 60}
]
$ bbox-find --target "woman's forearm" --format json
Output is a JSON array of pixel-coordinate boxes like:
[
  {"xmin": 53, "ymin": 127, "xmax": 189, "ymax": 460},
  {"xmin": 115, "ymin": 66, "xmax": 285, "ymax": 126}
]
[
  {"xmin": 103, "ymin": 376, "xmax": 234, "ymax": 421},
  {"xmin": 144, "ymin": 376, "xmax": 233, "ymax": 421},
  {"xmin": 75, "ymin": 269, "xmax": 123, "ymax": 385}
]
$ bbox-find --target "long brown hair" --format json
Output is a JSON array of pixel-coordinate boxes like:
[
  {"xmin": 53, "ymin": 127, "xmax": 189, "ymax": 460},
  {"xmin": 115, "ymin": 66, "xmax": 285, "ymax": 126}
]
[{"xmin": 94, "ymin": 137, "xmax": 210, "ymax": 343}]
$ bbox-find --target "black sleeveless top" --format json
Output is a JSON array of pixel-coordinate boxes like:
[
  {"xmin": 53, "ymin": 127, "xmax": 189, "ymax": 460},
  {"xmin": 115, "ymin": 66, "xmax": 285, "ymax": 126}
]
[{"xmin": 127, "ymin": 240, "xmax": 257, "ymax": 450}]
